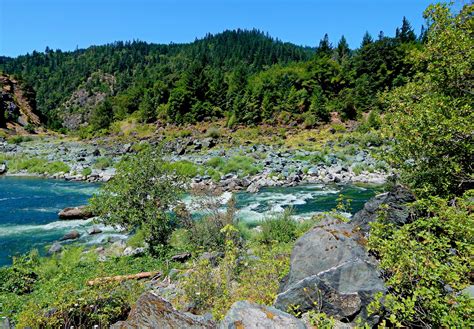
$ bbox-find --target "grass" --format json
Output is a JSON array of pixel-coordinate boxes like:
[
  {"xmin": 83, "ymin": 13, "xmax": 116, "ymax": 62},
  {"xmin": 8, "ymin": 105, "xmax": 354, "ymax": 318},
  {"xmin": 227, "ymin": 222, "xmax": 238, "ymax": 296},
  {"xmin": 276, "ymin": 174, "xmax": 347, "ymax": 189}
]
[
  {"xmin": 93, "ymin": 157, "xmax": 114, "ymax": 169},
  {"xmin": 0, "ymin": 154, "xmax": 70, "ymax": 174},
  {"xmin": 0, "ymin": 248, "xmax": 170, "ymax": 327},
  {"xmin": 204, "ymin": 155, "xmax": 262, "ymax": 178}
]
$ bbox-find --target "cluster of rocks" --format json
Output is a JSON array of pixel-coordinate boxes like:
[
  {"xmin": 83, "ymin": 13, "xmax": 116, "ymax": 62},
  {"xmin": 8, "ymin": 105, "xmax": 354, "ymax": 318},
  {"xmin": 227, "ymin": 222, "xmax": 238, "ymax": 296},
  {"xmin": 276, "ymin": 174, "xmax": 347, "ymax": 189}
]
[{"xmin": 188, "ymin": 144, "xmax": 387, "ymax": 193}]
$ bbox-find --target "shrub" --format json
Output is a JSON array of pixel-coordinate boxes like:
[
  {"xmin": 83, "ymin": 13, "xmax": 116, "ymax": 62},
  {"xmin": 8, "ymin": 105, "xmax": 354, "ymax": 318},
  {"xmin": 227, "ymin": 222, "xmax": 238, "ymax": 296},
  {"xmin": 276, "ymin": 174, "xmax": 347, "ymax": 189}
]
[
  {"xmin": 258, "ymin": 209, "xmax": 298, "ymax": 244},
  {"xmin": 164, "ymin": 160, "xmax": 198, "ymax": 178},
  {"xmin": 368, "ymin": 191, "xmax": 474, "ymax": 327},
  {"xmin": 81, "ymin": 167, "xmax": 92, "ymax": 177},
  {"xmin": 89, "ymin": 146, "xmax": 187, "ymax": 255},
  {"xmin": 7, "ymin": 135, "xmax": 33, "ymax": 144},
  {"xmin": 93, "ymin": 157, "xmax": 113, "ymax": 170},
  {"xmin": 206, "ymin": 126, "xmax": 221, "ymax": 139},
  {"xmin": 184, "ymin": 191, "xmax": 239, "ymax": 252}
]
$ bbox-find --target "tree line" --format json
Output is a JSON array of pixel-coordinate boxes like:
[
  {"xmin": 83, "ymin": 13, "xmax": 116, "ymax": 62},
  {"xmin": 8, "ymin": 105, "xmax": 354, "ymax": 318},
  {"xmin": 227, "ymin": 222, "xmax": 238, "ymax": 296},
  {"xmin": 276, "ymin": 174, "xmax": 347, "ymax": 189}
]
[{"xmin": 0, "ymin": 20, "xmax": 424, "ymax": 131}]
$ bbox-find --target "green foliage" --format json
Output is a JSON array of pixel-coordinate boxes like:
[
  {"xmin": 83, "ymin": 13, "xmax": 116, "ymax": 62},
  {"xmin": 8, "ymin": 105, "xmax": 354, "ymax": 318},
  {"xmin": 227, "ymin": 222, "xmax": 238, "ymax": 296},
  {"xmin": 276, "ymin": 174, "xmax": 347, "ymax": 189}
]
[
  {"xmin": 89, "ymin": 146, "xmax": 187, "ymax": 254},
  {"xmin": 0, "ymin": 247, "xmax": 164, "ymax": 327},
  {"xmin": 6, "ymin": 135, "xmax": 33, "ymax": 144},
  {"xmin": 368, "ymin": 191, "xmax": 474, "ymax": 327},
  {"xmin": 180, "ymin": 236, "xmax": 291, "ymax": 320},
  {"xmin": 258, "ymin": 209, "xmax": 298, "ymax": 244},
  {"xmin": 206, "ymin": 126, "xmax": 221, "ymax": 139},
  {"xmin": 93, "ymin": 156, "xmax": 113, "ymax": 169},
  {"xmin": 385, "ymin": 3, "xmax": 473, "ymax": 198},
  {"xmin": 163, "ymin": 160, "xmax": 198, "ymax": 178},
  {"xmin": 81, "ymin": 167, "xmax": 92, "ymax": 176},
  {"xmin": 1, "ymin": 24, "xmax": 422, "ymax": 129},
  {"xmin": 0, "ymin": 251, "xmax": 39, "ymax": 295},
  {"xmin": 0, "ymin": 154, "xmax": 70, "ymax": 174}
]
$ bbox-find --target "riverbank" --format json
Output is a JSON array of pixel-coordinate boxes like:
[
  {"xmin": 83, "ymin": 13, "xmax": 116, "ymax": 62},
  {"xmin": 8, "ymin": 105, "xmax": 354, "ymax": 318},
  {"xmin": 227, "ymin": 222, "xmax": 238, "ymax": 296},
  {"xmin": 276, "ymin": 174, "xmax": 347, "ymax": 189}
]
[{"xmin": 0, "ymin": 124, "xmax": 389, "ymax": 191}]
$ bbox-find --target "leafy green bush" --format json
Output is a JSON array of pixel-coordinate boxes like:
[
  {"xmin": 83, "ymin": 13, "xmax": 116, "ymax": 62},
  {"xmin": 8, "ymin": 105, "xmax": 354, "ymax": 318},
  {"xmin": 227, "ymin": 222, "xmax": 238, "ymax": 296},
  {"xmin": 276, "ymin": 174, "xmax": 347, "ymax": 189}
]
[
  {"xmin": 206, "ymin": 126, "xmax": 221, "ymax": 139},
  {"xmin": 0, "ymin": 252, "xmax": 38, "ymax": 295},
  {"xmin": 81, "ymin": 167, "xmax": 92, "ymax": 177},
  {"xmin": 384, "ymin": 3, "xmax": 473, "ymax": 198},
  {"xmin": 93, "ymin": 157, "xmax": 113, "ymax": 169},
  {"xmin": 0, "ymin": 247, "xmax": 164, "ymax": 327},
  {"xmin": 368, "ymin": 191, "xmax": 474, "ymax": 327},
  {"xmin": 164, "ymin": 160, "xmax": 198, "ymax": 178},
  {"xmin": 258, "ymin": 209, "xmax": 298, "ymax": 244},
  {"xmin": 6, "ymin": 135, "xmax": 33, "ymax": 144},
  {"xmin": 90, "ymin": 147, "xmax": 187, "ymax": 255}
]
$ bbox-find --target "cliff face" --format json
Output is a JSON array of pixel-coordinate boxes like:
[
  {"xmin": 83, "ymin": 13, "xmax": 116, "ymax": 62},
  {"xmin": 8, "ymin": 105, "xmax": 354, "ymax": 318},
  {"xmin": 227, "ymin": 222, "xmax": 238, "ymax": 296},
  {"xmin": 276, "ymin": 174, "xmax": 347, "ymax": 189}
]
[{"xmin": 0, "ymin": 74, "xmax": 42, "ymax": 133}]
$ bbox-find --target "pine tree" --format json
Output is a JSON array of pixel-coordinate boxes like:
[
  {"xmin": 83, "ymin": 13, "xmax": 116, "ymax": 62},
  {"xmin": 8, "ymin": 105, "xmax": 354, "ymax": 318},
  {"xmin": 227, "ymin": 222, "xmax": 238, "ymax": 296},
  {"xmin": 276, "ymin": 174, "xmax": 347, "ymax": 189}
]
[
  {"xmin": 316, "ymin": 33, "xmax": 332, "ymax": 57},
  {"xmin": 398, "ymin": 17, "xmax": 417, "ymax": 42},
  {"xmin": 336, "ymin": 35, "xmax": 351, "ymax": 61},
  {"xmin": 361, "ymin": 31, "xmax": 373, "ymax": 47}
]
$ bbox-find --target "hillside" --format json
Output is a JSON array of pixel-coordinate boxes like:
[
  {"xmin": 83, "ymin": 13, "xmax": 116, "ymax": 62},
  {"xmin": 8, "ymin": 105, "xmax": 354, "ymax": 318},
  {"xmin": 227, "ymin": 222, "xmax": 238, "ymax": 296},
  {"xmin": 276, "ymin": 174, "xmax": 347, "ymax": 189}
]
[
  {"xmin": 0, "ymin": 25, "xmax": 421, "ymax": 133},
  {"xmin": 0, "ymin": 74, "xmax": 43, "ymax": 134}
]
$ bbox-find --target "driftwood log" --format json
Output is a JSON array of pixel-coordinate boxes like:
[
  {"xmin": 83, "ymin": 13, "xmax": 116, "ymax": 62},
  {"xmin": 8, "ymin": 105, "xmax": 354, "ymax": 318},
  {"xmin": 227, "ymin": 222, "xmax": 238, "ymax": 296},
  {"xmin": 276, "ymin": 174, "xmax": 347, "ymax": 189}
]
[{"xmin": 87, "ymin": 271, "xmax": 161, "ymax": 286}]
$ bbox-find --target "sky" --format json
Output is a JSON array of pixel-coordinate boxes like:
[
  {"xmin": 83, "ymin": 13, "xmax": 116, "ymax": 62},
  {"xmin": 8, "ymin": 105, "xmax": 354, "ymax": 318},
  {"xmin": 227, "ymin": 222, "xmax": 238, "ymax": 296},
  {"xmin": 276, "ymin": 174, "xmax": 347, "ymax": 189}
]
[{"xmin": 1, "ymin": 0, "xmax": 436, "ymax": 57}]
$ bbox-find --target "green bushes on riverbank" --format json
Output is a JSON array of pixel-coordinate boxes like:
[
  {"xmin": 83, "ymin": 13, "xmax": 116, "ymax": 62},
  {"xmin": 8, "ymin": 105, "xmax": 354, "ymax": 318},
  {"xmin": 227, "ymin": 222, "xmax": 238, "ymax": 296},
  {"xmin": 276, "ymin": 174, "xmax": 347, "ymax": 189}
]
[{"xmin": 0, "ymin": 154, "xmax": 70, "ymax": 175}]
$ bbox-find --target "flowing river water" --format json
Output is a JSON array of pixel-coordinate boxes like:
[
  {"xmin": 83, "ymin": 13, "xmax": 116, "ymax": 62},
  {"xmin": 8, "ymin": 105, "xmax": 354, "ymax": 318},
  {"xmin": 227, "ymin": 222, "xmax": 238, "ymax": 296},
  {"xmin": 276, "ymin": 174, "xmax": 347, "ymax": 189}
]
[{"xmin": 0, "ymin": 176, "xmax": 380, "ymax": 266}]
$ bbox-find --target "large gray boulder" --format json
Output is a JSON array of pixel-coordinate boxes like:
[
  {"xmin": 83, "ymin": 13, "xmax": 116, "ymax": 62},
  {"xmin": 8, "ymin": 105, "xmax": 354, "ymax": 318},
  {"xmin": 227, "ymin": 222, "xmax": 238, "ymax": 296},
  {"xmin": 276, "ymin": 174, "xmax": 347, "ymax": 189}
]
[
  {"xmin": 58, "ymin": 205, "xmax": 93, "ymax": 220},
  {"xmin": 111, "ymin": 292, "xmax": 215, "ymax": 329},
  {"xmin": 350, "ymin": 185, "xmax": 415, "ymax": 234},
  {"xmin": 220, "ymin": 300, "xmax": 306, "ymax": 329},
  {"xmin": 274, "ymin": 217, "xmax": 385, "ymax": 325}
]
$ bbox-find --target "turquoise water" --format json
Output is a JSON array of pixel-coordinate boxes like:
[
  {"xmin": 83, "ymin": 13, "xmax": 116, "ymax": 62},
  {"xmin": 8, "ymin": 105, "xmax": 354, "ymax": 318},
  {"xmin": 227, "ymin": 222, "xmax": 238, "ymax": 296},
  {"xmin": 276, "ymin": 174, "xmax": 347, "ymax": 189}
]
[{"xmin": 0, "ymin": 177, "xmax": 379, "ymax": 266}]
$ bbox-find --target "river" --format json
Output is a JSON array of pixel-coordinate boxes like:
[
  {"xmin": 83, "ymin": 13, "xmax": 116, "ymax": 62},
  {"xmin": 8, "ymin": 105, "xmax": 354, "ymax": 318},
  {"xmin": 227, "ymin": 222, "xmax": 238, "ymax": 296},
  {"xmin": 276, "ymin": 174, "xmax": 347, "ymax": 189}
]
[{"xmin": 0, "ymin": 176, "xmax": 379, "ymax": 266}]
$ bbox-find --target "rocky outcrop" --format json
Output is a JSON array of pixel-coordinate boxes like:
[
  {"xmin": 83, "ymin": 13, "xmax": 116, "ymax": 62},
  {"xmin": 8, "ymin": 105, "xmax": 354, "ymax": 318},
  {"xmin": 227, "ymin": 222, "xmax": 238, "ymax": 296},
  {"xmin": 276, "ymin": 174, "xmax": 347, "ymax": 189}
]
[
  {"xmin": 111, "ymin": 292, "xmax": 215, "ymax": 329},
  {"xmin": 350, "ymin": 185, "xmax": 415, "ymax": 234},
  {"xmin": 58, "ymin": 205, "xmax": 93, "ymax": 220},
  {"xmin": 0, "ymin": 74, "xmax": 41, "ymax": 133},
  {"xmin": 274, "ymin": 216, "xmax": 385, "ymax": 325},
  {"xmin": 220, "ymin": 300, "xmax": 306, "ymax": 329}
]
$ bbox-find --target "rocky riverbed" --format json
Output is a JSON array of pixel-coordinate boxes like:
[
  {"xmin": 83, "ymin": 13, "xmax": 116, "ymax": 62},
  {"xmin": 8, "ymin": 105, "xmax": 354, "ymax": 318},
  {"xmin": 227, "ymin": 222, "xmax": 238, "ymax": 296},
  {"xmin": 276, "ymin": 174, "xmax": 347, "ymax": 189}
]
[{"xmin": 0, "ymin": 135, "xmax": 388, "ymax": 192}]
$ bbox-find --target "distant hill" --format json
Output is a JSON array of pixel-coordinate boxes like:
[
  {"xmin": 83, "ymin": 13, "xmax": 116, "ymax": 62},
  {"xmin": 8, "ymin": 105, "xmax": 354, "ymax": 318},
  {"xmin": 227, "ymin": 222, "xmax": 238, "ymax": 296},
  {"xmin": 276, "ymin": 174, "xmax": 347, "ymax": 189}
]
[
  {"xmin": 0, "ymin": 30, "xmax": 312, "ymax": 130},
  {"xmin": 0, "ymin": 24, "xmax": 421, "ymax": 133}
]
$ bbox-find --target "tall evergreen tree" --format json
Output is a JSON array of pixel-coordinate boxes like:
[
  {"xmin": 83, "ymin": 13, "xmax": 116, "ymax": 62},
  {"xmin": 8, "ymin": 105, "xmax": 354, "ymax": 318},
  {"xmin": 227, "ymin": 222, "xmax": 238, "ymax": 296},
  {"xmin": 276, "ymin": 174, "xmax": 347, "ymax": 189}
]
[
  {"xmin": 316, "ymin": 33, "xmax": 332, "ymax": 57},
  {"xmin": 398, "ymin": 16, "xmax": 417, "ymax": 42},
  {"xmin": 361, "ymin": 31, "xmax": 374, "ymax": 47},
  {"xmin": 336, "ymin": 35, "xmax": 351, "ymax": 61}
]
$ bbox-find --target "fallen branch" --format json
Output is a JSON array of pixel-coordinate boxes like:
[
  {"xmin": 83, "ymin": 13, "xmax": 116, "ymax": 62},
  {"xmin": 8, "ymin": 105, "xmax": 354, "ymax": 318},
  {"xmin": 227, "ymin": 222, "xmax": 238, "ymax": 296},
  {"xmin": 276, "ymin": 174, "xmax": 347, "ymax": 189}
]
[{"xmin": 87, "ymin": 271, "xmax": 161, "ymax": 286}]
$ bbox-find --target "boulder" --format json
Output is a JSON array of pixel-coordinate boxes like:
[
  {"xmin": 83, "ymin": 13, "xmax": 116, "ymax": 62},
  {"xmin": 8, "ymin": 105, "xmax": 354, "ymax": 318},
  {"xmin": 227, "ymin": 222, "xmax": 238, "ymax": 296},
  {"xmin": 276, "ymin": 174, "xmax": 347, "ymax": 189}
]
[
  {"xmin": 274, "ymin": 217, "xmax": 385, "ymax": 325},
  {"xmin": 111, "ymin": 292, "xmax": 215, "ymax": 329},
  {"xmin": 199, "ymin": 251, "xmax": 224, "ymax": 267},
  {"xmin": 60, "ymin": 230, "xmax": 80, "ymax": 241},
  {"xmin": 48, "ymin": 242, "xmax": 63, "ymax": 254},
  {"xmin": 123, "ymin": 246, "xmax": 146, "ymax": 257},
  {"xmin": 0, "ymin": 317, "xmax": 12, "ymax": 329},
  {"xmin": 350, "ymin": 185, "xmax": 415, "ymax": 234},
  {"xmin": 220, "ymin": 300, "xmax": 305, "ymax": 329},
  {"xmin": 87, "ymin": 226, "xmax": 103, "ymax": 235},
  {"xmin": 0, "ymin": 162, "xmax": 7, "ymax": 175},
  {"xmin": 58, "ymin": 205, "xmax": 93, "ymax": 220},
  {"xmin": 171, "ymin": 252, "xmax": 192, "ymax": 263}
]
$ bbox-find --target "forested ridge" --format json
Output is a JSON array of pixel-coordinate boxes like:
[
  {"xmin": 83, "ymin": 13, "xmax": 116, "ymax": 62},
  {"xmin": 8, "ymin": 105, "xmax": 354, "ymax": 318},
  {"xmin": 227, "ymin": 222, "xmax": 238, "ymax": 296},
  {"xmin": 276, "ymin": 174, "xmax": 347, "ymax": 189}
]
[{"xmin": 0, "ymin": 20, "xmax": 423, "ymax": 132}]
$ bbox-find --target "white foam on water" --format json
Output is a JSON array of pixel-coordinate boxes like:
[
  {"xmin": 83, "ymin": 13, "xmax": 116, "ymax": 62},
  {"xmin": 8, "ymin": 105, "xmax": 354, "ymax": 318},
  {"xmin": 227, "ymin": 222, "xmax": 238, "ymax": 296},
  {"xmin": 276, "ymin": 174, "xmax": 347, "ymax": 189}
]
[{"xmin": 0, "ymin": 219, "xmax": 94, "ymax": 237}]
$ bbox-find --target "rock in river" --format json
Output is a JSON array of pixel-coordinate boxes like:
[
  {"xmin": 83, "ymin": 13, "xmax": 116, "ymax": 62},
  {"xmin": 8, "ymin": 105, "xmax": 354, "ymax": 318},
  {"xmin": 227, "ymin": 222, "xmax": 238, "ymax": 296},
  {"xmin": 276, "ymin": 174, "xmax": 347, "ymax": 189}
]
[
  {"xmin": 60, "ymin": 230, "xmax": 80, "ymax": 241},
  {"xmin": 58, "ymin": 205, "xmax": 93, "ymax": 220}
]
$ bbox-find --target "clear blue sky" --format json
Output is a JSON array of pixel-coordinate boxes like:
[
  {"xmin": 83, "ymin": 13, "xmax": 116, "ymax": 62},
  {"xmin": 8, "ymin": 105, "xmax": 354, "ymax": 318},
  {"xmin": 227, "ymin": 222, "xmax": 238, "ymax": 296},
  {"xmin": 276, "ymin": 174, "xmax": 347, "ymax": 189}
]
[{"xmin": 1, "ymin": 0, "xmax": 435, "ymax": 57}]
